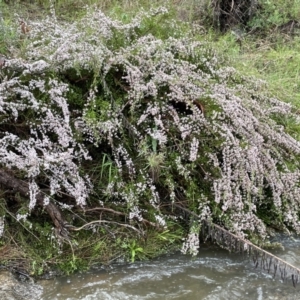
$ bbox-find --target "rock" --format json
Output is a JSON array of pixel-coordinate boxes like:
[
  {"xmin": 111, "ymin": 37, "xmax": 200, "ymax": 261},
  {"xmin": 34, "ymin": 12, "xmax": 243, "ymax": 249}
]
[{"xmin": 0, "ymin": 271, "xmax": 43, "ymax": 300}]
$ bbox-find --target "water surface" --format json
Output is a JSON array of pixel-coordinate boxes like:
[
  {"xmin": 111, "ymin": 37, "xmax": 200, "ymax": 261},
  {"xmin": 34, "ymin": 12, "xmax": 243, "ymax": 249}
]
[{"xmin": 41, "ymin": 237, "xmax": 300, "ymax": 300}]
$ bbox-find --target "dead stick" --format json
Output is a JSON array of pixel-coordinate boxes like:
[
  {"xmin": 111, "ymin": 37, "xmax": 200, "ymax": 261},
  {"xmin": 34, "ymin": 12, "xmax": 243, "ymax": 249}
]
[
  {"xmin": 68, "ymin": 220, "xmax": 143, "ymax": 235},
  {"xmin": 172, "ymin": 203, "xmax": 300, "ymax": 278}
]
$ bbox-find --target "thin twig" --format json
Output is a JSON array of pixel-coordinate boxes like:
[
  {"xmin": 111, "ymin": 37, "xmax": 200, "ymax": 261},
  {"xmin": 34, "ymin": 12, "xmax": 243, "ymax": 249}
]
[
  {"xmin": 68, "ymin": 220, "xmax": 143, "ymax": 235},
  {"xmin": 0, "ymin": 202, "xmax": 41, "ymax": 242},
  {"xmin": 83, "ymin": 207, "xmax": 158, "ymax": 227}
]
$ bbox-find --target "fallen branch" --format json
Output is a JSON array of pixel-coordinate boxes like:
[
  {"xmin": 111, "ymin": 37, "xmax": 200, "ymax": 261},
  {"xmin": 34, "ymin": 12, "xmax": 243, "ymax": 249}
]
[
  {"xmin": 173, "ymin": 203, "xmax": 300, "ymax": 287},
  {"xmin": 203, "ymin": 220, "xmax": 300, "ymax": 287}
]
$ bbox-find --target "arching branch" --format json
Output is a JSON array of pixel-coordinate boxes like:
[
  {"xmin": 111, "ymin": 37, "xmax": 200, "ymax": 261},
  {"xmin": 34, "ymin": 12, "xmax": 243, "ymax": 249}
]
[{"xmin": 0, "ymin": 169, "xmax": 68, "ymax": 238}]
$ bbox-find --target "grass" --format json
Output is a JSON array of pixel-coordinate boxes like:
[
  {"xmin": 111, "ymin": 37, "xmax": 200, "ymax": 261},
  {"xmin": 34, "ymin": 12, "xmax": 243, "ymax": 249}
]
[
  {"xmin": 200, "ymin": 30, "xmax": 300, "ymax": 139},
  {"xmin": 229, "ymin": 36, "xmax": 300, "ymax": 107},
  {"xmin": 201, "ymin": 30, "xmax": 300, "ymax": 98}
]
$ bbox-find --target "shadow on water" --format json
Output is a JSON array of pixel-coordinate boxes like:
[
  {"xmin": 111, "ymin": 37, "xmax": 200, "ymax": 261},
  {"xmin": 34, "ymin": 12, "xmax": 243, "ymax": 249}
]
[{"xmin": 40, "ymin": 237, "xmax": 300, "ymax": 300}]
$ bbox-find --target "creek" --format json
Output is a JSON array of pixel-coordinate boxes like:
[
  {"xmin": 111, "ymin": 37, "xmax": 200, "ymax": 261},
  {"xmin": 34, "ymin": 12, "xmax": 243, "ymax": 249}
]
[{"xmin": 40, "ymin": 236, "xmax": 300, "ymax": 300}]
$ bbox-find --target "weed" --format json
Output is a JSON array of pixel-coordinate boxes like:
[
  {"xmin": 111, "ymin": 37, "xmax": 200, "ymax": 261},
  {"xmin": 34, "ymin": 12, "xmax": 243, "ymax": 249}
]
[{"xmin": 122, "ymin": 239, "xmax": 144, "ymax": 262}]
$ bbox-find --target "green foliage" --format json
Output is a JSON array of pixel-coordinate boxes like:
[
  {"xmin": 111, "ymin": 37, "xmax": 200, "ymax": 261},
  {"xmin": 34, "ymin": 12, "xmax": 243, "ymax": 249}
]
[
  {"xmin": 58, "ymin": 255, "xmax": 88, "ymax": 275},
  {"xmin": 0, "ymin": 20, "xmax": 15, "ymax": 55},
  {"xmin": 156, "ymin": 228, "xmax": 183, "ymax": 244},
  {"xmin": 121, "ymin": 239, "xmax": 144, "ymax": 263},
  {"xmin": 248, "ymin": 0, "xmax": 300, "ymax": 31}
]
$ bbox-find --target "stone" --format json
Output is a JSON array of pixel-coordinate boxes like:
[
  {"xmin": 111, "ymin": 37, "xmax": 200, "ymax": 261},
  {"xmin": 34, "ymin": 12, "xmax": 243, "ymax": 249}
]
[{"xmin": 0, "ymin": 271, "xmax": 43, "ymax": 300}]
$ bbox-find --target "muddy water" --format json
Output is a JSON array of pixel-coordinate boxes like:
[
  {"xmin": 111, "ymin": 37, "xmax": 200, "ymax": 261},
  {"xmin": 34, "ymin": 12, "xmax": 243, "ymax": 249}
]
[{"xmin": 41, "ymin": 237, "xmax": 300, "ymax": 300}]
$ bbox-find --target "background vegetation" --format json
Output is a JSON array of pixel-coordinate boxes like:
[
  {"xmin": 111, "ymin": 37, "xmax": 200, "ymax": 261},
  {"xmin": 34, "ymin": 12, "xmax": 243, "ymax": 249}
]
[{"xmin": 0, "ymin": 0, "xmax": 300, "ymax": 276}]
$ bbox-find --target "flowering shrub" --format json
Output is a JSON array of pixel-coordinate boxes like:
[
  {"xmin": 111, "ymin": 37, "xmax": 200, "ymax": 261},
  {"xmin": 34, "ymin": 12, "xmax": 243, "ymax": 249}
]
[{"xmin": 1, "ymin": 6, "xmax": 300, "ymax": 256}]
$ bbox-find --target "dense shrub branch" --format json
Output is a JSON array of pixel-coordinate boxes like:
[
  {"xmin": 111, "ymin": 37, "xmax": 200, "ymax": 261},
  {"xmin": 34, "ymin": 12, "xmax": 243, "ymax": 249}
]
[{"xmin": 1, "ymin": 6, "xmax": 300, "ymax": 258}]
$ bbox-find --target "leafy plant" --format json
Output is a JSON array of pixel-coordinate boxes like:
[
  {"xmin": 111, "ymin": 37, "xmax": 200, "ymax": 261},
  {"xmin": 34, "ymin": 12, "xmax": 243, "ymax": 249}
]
[
  {"xmin": 122, "ymin": 240, "xmax": 144, "ymax": 262},
  {"xmin": 248, "ymin": 0, "xmax": 300, "ymax": 31}
]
